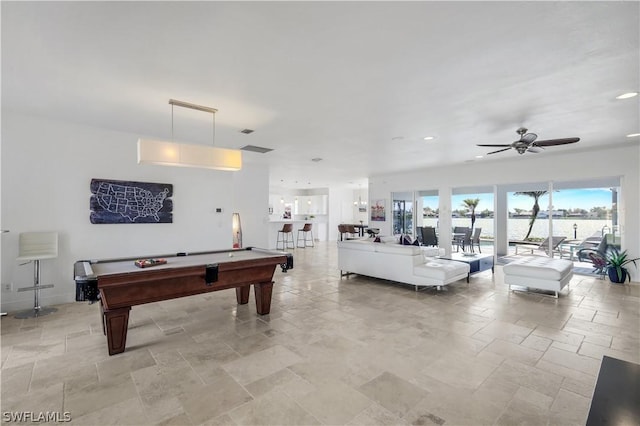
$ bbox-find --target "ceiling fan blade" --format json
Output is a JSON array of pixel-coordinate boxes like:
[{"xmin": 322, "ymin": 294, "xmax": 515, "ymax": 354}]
[
  {"xmin": 486, "ymin": 147, "xmax": 512, "ymax": 155},
  {"xmin": 477, "ymin": 144, "xmax": 511, "ymax": 147},
  {"xmin": 521, "ymin": 133, "xmax": 538, "ymax": 143},
  {"xmin": 527, "ymin": 145, "xmax": 544, "ymax": 153},
  {"xmin": 534, "ymin": 137, "xmax": 580, "ymax": 147}
]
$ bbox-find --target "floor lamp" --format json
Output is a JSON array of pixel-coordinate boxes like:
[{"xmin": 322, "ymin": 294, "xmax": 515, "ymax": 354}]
[
  {"xmin": 232, "ymin": 213, "xmax": 242, "ymax": 248},
  {"xmin": 1, "ymin": 230, "xmax": 8, "ymax": 316}
]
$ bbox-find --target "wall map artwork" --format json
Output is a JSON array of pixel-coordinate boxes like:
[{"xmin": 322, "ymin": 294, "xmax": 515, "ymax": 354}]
[{"xmin": 90, "ymin": 179, "xmax": 173, "ymax": 224}]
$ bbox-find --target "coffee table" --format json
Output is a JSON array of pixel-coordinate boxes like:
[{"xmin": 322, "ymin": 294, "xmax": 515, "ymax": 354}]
[{"xmin": 441, "ymin": 252, "xmax": 494, "ymax": 275}]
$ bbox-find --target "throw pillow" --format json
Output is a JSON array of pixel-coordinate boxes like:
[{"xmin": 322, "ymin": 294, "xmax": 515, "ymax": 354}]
[
  {"xmin": 401, "ymin": 234, "xmax": 413, "ymax": 245},
  {"xmin": 412, "ymin": 238, "xmax": 420, "ymax": 246},
  {"xmin": 373, "ymin": 236, "xmax": 381, "ymax": 243}
]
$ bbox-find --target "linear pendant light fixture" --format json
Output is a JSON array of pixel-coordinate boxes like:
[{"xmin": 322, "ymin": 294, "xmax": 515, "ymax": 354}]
[{"xmin": 137, "ymin": 99, "xmax": 242, "ymax": 171}]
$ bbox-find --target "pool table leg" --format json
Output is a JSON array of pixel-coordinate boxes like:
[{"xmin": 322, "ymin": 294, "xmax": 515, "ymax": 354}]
[
  {"xmin": 236, "ymin": 285, "xmax": 251, "ymax": 305},
  {"xmin": 254, "ymin": 281, "xmax": 274, "ymax": 315},
  {"xmin": 100, "ymin": 301, "xmax": 106, "ymax": 335},
  {"xmin": 104, "ymin": 306, "xmax": 131, "ymax": 355}
]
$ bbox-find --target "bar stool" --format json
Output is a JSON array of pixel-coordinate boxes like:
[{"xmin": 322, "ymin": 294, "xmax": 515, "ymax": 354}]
[
  {"xmin": 297, "ymin": 223, "xmax": 314, "ymax": 248},
  {"xmin": 15, "ymin": 232, "xmax": 59, "ymax": 318},
  {"xmin": 276, "ymin": 223, "xmax": 295, "ymax": 250}
]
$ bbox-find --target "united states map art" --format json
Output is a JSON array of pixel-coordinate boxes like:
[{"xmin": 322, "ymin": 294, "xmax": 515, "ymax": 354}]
[{"xmin": 90, "ymin": 179, "xmax": 173, "ymax": 224}]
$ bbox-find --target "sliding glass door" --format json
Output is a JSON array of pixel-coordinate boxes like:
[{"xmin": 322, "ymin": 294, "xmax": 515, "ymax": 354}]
[{"xmin": 392, "ymin": 192, "xmax": 413, "ymax": 236}]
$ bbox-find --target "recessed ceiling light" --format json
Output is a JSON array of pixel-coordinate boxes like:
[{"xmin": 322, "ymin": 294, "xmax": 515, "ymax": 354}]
[
  {"xmin": 475, "ymin": 155, "xmax": 484, "ymax": 159},
  {"xmin": 627, "ymin": 133, "xmax": 640, "ymax": 138},
  {"xmin": 616, "ymin": 92, "xmax": 638, "ymax": 99},
  {"xmin": 423, "ymin": 136, "xmax": 435, "ymax": 141}
]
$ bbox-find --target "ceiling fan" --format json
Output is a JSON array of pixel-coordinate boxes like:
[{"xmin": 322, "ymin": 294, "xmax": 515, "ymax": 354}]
[{"xmin": 477, "ymin": 127, "xmax": 580, "ymax": 155}]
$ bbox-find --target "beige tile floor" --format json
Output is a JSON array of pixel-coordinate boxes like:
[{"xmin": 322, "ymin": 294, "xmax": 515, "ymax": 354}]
[{"xmin": 1, "ymin": 242, "xmax": 639, "ymax": 425}]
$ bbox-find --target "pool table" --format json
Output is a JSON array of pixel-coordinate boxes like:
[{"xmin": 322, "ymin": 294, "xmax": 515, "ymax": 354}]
[{"xmin": 74, "ymin": 247, "xmax": 293, "ymax": 355}]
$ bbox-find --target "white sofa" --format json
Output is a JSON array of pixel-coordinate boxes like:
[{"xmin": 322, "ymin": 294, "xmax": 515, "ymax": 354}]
[
  {"xmin": 503, "ymin": 256, "xmax": 573, "ymax": 298},
  {"xmin": 337, "ymin": 239, "xmax": 470, "ymax": 290}
]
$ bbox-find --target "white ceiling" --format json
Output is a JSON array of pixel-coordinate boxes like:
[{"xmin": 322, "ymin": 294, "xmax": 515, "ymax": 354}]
[{"xmin": 2, "ymin": 1, "xmax": 639, "ymax": 189}]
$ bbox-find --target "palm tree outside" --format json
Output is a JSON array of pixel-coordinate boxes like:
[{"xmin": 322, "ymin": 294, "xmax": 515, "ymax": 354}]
[
  {"xmin": 515, "ymin": 191, "xmax": 547, "ymax": 240},
  {"xmin": 462, "ymin": 198, "xmax": 480, "ymax": 230}
]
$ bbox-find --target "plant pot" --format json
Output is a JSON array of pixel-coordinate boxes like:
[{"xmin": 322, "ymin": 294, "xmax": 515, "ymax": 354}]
[{"xmin": 607, "ymin": 267, "xmax": 628, "ymax": 283}]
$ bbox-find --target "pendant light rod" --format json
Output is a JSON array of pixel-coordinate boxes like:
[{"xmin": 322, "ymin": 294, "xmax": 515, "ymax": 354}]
[{"xmin": 168, "ymin": 99, "xmax": 218, "ymax": 114}]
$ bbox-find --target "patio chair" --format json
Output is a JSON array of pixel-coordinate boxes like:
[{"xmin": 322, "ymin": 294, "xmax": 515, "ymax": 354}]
[
  {"xmin": 515, "ymin": 236, "xmax": 566, "ymax": 257},
  {"xmin": 458, "ymin": 228, "xmax": 474, "ymax": 252},
  {"xmin": 579, "ymin": 232, "xmax": 604, "ymax": 249},
  {"xmin": 420, "ymin": 226, "xmax": 438, "ymax": 247},
  {"xmin": 577, "ymin": 236, "xmax": 608, "ymax": 264},
  {"xmin": 453, "ymin": 227, "xmax": 470, "ymax": 252},
  {"xmin": 470, "ymin": 227, "xmax": 482, "ymax": 253}
]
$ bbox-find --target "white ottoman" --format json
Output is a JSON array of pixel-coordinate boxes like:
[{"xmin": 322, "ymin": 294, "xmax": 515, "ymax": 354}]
[
  {"xmin": 503, "ymin": 256, "xmax": 573, "ymax": 298},
  {"xmin": 414, "ymin": 259, "xmax": 470, "ymax": 290}
]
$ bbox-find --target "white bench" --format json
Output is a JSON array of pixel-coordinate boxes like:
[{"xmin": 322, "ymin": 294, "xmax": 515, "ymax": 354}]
[{"xmin": 503, "ymin": 256, "xmax": 573, "ymax": 298}]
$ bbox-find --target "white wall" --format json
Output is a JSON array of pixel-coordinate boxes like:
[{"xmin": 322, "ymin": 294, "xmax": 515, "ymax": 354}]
[
  {"xmin": 1, "ymin": 112, "xmax": 269, "ymax": 312},
  {"xmin": 328, "ymin": 187, "xmax": 353, "ymax": 241},
  {"xmin": 369, "ymin": 144, "xmax": 640, "ymax": 279}
]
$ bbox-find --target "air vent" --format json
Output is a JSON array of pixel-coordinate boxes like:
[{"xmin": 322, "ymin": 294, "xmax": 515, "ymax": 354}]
[
  {"xmin": 311, "ymin": 158, "xmax": 322, "ymax": 162},
  {"xmin": 240, "ymin": 129, "xmax": 255, "ymax": 134},
  {"xmin": 240, "ymin": 145, "xmax": 273, "ymax": 154}
]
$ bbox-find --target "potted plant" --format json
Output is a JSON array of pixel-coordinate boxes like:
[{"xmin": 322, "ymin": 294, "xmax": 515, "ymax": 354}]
[{"xmin": 605, "ymin": 248, "xmax": 639, "ymax": 283}]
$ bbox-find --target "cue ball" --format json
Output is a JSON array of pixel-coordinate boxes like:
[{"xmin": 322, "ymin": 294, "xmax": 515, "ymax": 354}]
[{"xmin": 228, "ymin": 253, "xmax": 234, "ymax": 257}]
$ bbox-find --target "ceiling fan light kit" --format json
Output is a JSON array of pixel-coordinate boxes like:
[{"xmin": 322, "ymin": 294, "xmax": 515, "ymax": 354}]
[
  {"xmin": 137, "ymin": 99, "xmax": 242, "ymax": 171},
  {"xmin": 477, "ymin": 127, "xmax": 580, "ymax": 156}
]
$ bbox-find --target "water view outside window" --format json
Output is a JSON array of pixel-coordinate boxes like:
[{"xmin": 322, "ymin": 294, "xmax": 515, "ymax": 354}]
[
  {"xmin": 508, "ymin": 187, "xmax": 618, "ymax": 242},
  {"xmin": 551, "ymin": 187, "xmax": 619, "ymax": 243},
  {"xmin": 416, "ymin": 195, "xmax": 440, "ymax": 228},
  {"xmin": 451, "ymin": 193, "xmax": 494, "ymax": 234},
  {"xmin": 399, "ymin": 186, "xmax": 618, "ymax": 245}
]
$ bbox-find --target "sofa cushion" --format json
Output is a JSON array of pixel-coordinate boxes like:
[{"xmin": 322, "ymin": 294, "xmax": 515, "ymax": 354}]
[
  {"xmin": 414, "ymin": 260, "xmax": 470, "ymax": 280},
  {"xmin": 337, "ymin": 240, "xmax": 376, "ymax": 252},
  {"xmin": 379, "ymin": 236, "xmax": 398, "ymax": 244},
  {"xmin": 503, "ymin": 256, "xmax": 573, "ymax": 280},
  {"xmin": 421, "ymin": 247, "xmax": 441, "ymax": 257},
  {"xmin": 374, "ymin": 244, "xmax": 422, "ymax": 255}
]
